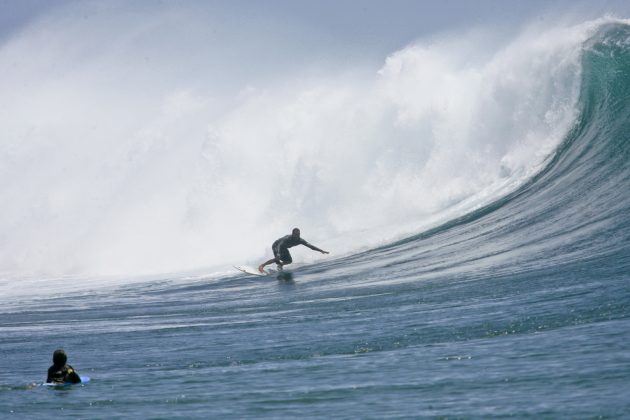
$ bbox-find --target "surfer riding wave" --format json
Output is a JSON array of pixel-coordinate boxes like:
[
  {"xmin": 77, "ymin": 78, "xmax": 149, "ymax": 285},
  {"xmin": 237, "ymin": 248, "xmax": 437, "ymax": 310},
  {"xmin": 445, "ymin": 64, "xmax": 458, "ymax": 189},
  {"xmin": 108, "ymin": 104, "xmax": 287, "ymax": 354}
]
[{"xmin": 259, "ymin": 228, "xmax": 329, "ymax": 273}]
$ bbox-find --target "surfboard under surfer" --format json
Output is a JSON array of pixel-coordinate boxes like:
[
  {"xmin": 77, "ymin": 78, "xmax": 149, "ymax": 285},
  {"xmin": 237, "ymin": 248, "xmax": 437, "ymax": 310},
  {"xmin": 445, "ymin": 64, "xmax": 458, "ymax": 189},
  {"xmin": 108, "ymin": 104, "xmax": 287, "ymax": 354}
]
[{"xmin": 258, "ymin": 228, "xmax": 329, "ymax": 273}]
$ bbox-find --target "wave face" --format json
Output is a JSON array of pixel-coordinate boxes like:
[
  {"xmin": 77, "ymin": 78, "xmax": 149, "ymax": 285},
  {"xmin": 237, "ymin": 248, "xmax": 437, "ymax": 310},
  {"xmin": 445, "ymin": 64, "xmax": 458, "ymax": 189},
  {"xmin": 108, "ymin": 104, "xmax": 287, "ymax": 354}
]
[
  {"xmin": 338, "ymin": 20, "xmax": 630, "ymax": 285},
  {"xmin": 1, "ymin": 19, "xmax": 630, "ymax": 419}
]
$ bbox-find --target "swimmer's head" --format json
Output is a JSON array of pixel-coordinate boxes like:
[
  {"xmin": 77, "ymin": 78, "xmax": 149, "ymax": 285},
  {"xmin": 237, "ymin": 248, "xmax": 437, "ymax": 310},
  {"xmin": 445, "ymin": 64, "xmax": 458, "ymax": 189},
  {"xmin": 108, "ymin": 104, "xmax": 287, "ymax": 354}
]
[{"xmin": 52, "ymin": 349, "xmax": 67, "ymax": 366}]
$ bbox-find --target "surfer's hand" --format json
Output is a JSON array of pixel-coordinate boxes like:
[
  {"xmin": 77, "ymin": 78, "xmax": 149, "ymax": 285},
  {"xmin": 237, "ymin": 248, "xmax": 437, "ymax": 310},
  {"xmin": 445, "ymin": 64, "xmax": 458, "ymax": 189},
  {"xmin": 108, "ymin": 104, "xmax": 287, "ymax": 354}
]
[{"xmin": 321, "ymin": 250, "xmax": 329, "ymax": 254}]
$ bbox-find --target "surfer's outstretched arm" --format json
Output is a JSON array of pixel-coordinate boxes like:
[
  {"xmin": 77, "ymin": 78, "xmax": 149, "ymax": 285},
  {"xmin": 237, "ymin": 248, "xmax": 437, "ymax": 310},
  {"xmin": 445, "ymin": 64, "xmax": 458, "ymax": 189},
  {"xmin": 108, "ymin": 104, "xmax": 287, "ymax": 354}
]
[{"xmin": 303, "ymin": 242, "xmax": 329, "ymax": 254}]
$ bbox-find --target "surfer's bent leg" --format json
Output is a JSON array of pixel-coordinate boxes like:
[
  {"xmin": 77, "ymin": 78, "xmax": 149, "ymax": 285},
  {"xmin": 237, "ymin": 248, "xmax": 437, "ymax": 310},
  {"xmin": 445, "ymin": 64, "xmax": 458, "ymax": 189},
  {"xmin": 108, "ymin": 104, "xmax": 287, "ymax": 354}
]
[
  {"xmin": 275, "ymin": 249, "xmax": 292, "ymax": 270},
  {"xmin": 259, "ymin": 245, "xmax": 283, "ymax": 273},
  {"xmin": 280, "ymin": 249, "xmax": 292, "ymax": 265}
]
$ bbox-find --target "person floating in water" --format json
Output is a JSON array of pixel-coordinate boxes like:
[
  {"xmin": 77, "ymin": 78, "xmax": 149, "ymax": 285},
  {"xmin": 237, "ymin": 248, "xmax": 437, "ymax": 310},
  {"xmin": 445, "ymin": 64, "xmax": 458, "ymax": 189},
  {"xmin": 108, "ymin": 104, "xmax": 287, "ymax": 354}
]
[
  {"xmin": 259, "ymin": 228, "xmax": 329, "ymax": 273},
  {"xmin": 46, "ymin": 349, "xmax": 82, "ymax": 384}
]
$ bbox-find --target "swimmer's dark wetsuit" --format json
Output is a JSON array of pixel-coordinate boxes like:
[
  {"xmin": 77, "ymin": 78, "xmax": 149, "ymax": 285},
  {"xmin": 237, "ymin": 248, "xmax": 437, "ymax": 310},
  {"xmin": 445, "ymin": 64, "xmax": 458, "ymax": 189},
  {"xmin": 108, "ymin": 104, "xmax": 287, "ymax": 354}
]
[
  {"xmin": 272, "ymin": 235, "xmax": 323, "ymax": 264},
  {"xmin": 46, "ymin": 364, "xmax": 81, "ymax": 384}
]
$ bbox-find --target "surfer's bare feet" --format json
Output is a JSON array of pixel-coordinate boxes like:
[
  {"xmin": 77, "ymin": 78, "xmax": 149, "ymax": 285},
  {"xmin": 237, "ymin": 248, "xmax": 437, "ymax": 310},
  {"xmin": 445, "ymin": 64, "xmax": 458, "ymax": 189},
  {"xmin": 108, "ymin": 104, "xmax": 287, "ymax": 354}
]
[{"xmin": 258, "ymin": 264, "xmax": 265, "ymax": 273}]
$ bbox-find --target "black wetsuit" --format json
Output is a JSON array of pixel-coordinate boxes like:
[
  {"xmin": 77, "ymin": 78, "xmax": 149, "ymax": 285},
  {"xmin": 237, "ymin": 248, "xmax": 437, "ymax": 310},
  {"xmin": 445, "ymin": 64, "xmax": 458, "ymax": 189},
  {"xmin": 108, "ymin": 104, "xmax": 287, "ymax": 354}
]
[
  {"xmin": 46, "ymin": 364, "xmax": 81, "ymax": 384},
  {"xmin": 272, "ymin": 235, "xmax": 316, "ymax": 264}
]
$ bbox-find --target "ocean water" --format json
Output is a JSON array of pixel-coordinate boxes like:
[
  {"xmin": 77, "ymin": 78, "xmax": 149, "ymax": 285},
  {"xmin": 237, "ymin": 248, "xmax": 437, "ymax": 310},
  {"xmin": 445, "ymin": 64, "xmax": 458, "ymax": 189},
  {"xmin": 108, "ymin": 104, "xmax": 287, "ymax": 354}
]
[{"xmin": 1, "ymin": 17, "xmax": 630, "ymax": 419}]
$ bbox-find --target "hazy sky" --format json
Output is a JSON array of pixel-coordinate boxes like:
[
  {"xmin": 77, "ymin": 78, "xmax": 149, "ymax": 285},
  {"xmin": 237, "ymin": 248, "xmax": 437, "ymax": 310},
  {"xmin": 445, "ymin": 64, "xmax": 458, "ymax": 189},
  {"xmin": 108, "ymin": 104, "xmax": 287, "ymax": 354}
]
[
  {"xmin": 3, "ymin": 0, "xmax": 630, "ymax": 52},
  {"xmin": 3, "ymin": 0, "xmax": 630, "ymax": 92}
]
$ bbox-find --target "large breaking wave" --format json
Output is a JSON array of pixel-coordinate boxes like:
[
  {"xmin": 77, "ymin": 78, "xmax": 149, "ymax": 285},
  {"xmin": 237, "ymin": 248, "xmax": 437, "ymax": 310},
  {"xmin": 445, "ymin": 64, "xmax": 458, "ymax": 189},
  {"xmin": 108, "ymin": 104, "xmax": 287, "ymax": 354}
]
[{"xmin": 0, "ymin": 12, "xmax": 628, "ymax": 296}]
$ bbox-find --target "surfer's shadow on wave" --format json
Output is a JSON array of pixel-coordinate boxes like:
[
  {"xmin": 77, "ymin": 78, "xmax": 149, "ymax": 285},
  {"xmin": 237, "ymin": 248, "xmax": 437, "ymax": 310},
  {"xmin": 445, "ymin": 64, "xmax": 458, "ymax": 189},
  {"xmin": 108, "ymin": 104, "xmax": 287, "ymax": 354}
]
[{"xmin": 276, "ymin": 271, "xmax": 295, "ymax": 285}]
